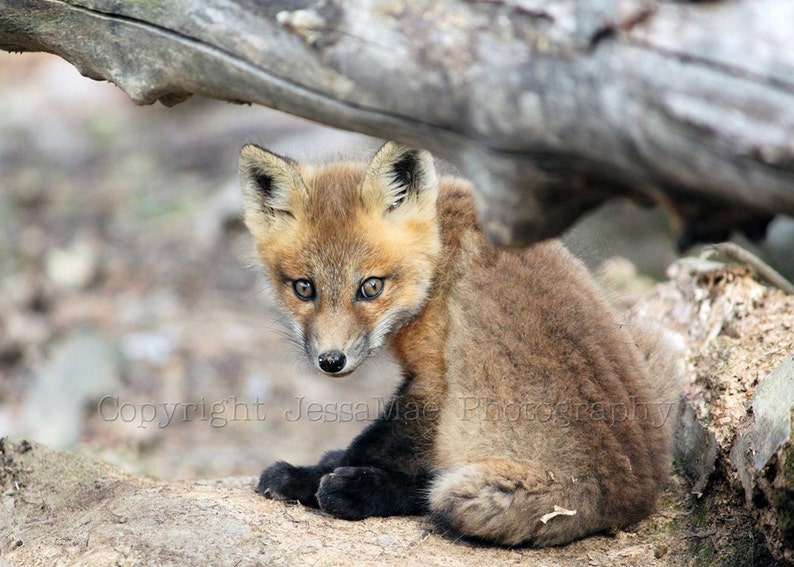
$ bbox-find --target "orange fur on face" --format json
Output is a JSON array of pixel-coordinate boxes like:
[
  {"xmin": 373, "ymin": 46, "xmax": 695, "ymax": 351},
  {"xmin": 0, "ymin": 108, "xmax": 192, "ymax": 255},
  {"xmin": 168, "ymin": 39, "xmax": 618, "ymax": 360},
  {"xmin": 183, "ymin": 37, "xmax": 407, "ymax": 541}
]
[{"xmin": 241, "ymin": 145, "xmax": 440, "ymax": 375}]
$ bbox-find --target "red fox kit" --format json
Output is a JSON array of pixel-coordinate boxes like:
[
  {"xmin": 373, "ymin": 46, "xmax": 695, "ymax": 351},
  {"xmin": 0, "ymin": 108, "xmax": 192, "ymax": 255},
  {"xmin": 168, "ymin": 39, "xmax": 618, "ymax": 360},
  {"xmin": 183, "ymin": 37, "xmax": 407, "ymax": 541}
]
[{"xmin": 239, "ymin": 142, "xmax": 676, "ymax": 547}]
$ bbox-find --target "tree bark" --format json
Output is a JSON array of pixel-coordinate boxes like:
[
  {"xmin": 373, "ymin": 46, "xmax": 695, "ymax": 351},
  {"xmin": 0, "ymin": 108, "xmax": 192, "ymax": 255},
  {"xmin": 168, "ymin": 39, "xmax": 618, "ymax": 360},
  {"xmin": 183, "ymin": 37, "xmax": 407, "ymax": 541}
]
[
  {"xmin": 1, "ymin": 0, "xmax": 793, "ymax": 245},
  {"xmin": 642, "ymin": 252, "xmax": 794, "ymax": 565}
]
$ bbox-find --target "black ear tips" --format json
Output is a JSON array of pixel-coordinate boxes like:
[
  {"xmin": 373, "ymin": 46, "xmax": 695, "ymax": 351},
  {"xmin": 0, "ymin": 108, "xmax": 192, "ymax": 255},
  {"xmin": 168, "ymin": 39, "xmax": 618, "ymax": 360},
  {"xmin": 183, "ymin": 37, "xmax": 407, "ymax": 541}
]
[
  {"xmin": 390, "ymin": 150, "xmax": 419, "ymax": 190},
  {"xmin": 252, "ymin": 171, "xmax": 274, "ymax": 197},
  {"xmin": 239, "ymin": 146, "xmax": 302, "ymax": 207},
  {"xmin": 362, "ymin": 142, "xmax": 438, "ymax": 212}
]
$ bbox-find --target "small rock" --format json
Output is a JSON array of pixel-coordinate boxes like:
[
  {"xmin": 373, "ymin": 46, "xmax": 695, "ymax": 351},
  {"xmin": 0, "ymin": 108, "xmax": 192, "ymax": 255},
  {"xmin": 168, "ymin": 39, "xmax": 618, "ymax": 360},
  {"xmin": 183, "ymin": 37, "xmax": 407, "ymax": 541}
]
[
  {"xmin": 244, "ymin": 371, "xmax": 272, "ymax": 400},
  {"xmin": 121, "ymin": 332, "xmax": 173, "ymax": 365},
  {"xmin": 16, "ymin": 330, "xmax": 121, "ymax": 448},
  {"xmin": 44, "ymin": 233, "xmax": 99, "ymax": 290},
  {"xmin": 673, "ymin": 400, "xmax": 718, "ymax": 495}
]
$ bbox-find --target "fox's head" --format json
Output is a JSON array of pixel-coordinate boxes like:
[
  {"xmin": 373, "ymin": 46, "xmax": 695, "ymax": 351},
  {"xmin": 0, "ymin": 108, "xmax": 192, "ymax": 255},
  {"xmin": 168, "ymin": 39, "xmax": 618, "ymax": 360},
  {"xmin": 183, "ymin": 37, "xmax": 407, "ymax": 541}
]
[{"xmin": 239, "ymin": 142, "xmax": 441, "ymax": 376}]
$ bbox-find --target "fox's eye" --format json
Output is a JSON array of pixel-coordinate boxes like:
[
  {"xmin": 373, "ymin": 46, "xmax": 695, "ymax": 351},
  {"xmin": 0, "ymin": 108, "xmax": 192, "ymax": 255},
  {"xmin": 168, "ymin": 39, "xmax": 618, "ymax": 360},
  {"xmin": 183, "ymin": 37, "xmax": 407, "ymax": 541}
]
[
  {"xmin": 358, "ymin": 277, "xmax": 384, "ymax": 300},
  {"xmin": 292, "ymin": 279, "xmax": 315, "ymax": 300}
]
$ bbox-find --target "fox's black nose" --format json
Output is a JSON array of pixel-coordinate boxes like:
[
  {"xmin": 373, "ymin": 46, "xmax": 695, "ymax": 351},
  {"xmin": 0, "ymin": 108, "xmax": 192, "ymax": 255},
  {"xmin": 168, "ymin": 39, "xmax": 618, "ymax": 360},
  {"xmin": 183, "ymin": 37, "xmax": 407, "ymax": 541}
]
[{"xmin": 318, "ymin": 350, "xmax": 347, "ymax": 374}]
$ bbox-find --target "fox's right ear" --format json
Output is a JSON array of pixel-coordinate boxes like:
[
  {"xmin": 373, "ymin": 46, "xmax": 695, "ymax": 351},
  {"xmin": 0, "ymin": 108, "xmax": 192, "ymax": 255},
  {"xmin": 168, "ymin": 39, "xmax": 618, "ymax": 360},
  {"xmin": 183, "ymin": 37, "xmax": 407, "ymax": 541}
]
[
  {"xmin": 361, "ymin": 142, "xmax": 438, "ymax": 216},
  {"xmin": 238, "ymin": 144, "xmax": 306, "ymax": 237}
]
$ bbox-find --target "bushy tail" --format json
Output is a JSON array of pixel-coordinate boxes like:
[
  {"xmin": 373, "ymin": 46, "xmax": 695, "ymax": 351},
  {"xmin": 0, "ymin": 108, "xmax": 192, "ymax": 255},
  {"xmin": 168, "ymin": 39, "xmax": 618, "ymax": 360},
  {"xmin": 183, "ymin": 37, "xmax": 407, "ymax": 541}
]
[{"xmin": 427, "ymin": 460, "xmax": 655, "ymax": 547}]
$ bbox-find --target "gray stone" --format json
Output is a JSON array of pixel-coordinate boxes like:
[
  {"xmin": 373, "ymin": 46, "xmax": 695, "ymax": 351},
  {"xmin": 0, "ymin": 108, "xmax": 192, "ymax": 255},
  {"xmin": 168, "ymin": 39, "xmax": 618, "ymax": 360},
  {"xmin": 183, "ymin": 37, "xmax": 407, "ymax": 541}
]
[{"xmin": 17, "ymin": 330, "xmax": 122, "ymax": 448}]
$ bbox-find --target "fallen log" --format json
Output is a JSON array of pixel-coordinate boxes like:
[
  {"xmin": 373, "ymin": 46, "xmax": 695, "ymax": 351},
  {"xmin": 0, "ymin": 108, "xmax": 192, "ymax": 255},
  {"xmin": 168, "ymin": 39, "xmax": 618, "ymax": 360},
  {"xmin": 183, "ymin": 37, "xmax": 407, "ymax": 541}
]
[
  {"xmin": 1, "ymin": 0, "xmax": 793, "ymax": 245},
  {"xmin": 642, "ymin": 249, "xmax": 794, "ymax": 564}
]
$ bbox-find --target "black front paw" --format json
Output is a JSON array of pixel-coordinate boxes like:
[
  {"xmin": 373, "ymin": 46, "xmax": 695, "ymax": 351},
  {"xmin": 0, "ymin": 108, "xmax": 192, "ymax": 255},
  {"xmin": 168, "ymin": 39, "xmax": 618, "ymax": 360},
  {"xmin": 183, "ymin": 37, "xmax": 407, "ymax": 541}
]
[
  {"xmin": 317, "ymin": 466, "xmax": 427, "ymax": 520},
  {"xmin": 257, "ymin": 461, "xmax": 323, "ymax": 507},
  {"xmin": 317, "ymin": 466, "xmax": 386, "ymax": 520}
]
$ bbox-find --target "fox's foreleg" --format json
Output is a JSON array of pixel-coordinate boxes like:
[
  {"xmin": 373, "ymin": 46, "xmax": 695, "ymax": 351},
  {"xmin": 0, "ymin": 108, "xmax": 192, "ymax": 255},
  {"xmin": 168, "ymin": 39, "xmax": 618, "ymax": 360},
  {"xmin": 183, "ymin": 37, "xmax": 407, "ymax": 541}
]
[{"xmin": 258, "ymin": 376, "xmax": 436, "ymax": 519}]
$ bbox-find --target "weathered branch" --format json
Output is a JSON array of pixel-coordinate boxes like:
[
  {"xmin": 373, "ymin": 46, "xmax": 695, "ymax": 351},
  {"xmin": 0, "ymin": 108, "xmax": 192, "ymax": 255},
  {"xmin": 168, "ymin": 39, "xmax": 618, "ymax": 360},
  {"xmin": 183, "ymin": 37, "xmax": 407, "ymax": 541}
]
[{"xmin": 1, "ymin": 0, "xmax": 793, "ymax": 245}]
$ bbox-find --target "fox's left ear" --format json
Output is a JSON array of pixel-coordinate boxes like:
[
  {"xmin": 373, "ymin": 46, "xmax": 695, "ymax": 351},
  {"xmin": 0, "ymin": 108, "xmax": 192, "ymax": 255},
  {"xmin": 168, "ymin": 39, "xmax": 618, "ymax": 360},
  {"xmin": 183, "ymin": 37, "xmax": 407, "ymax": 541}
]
[{"xmin": 361, "ymin": 142, "xmax": 438, "ymax": 214}]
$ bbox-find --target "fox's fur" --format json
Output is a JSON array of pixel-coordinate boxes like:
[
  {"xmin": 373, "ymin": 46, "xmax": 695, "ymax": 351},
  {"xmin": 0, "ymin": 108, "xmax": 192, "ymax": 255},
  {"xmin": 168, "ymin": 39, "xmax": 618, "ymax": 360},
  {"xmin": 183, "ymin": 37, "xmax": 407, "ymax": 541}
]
[{"xmin": 239, "ymin": 141, "xmax": 678, "ymax": 547}]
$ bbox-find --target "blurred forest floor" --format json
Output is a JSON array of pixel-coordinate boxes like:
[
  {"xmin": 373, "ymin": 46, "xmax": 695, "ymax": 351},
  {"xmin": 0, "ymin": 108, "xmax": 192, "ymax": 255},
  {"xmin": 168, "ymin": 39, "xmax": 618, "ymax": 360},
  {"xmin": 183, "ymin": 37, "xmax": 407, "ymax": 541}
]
[{"xmin": 0, "ymin": 51, "xmax": 791, "ymax": 483}]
